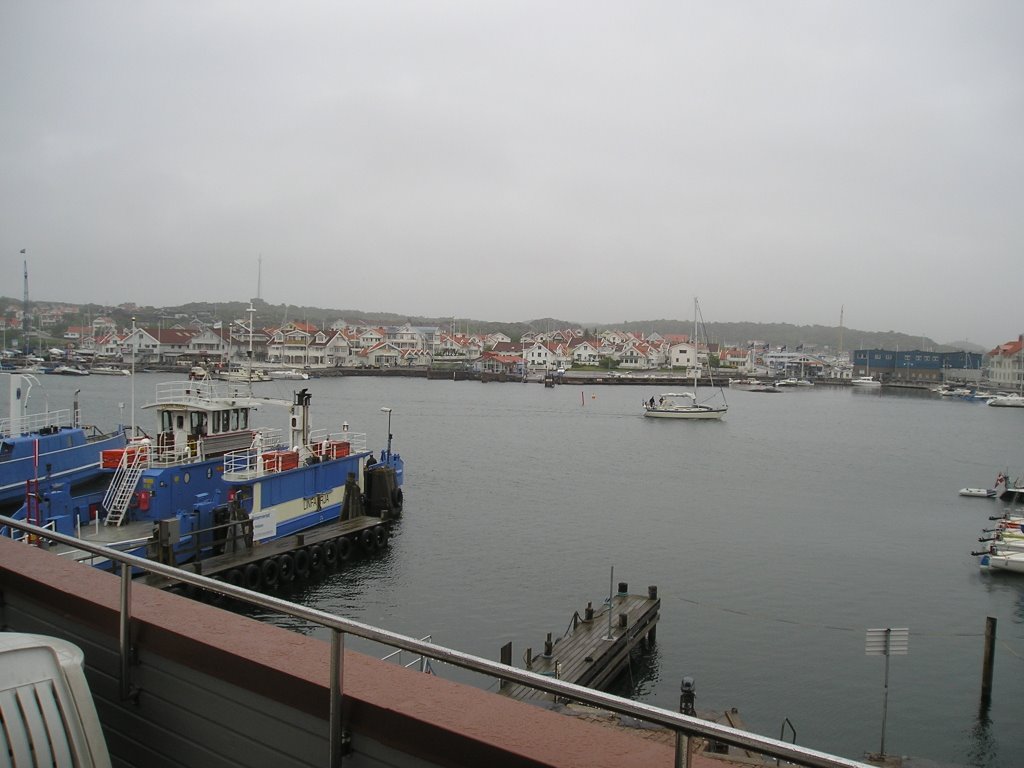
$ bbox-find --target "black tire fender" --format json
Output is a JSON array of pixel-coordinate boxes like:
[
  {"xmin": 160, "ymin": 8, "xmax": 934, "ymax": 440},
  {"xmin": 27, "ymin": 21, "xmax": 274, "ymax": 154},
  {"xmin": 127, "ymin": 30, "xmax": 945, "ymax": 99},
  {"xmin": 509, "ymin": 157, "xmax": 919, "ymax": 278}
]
[
  {"xmin": 359, "ymin": 528, "xmax": 376, "ymax": 552},
  {"xmin": 323, "ymin": 539, "xmax": 338, "ymax": 568},
  {"xmin": 337, "ymin": 536, "xmax": 353, "ymax": 563},
  {"xmin": 278, "ymin": 553, "xmax": 295, "ymax": 582},
  {"xmin": 261, "ymin": 558, "xmax": 280, "ymax": 589},
  {"xmin": 244, "ymin": 562, "xmax": 261, "ymax": 590},
  {"xmin": 293, "ymin": 547, "xmax": 311, "ymax": 578}
]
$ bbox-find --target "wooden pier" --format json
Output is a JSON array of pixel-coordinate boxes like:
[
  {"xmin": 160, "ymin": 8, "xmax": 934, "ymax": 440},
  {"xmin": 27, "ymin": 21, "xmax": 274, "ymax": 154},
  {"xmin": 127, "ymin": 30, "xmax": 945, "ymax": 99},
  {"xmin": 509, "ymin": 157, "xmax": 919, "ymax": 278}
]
[
  {"xmin": 142, "ymin": 514, "xmax": 390, "ymax": 592},
  {"xmin": 499, "ymin": 583, "xmax": 660, "ymax": 703}
]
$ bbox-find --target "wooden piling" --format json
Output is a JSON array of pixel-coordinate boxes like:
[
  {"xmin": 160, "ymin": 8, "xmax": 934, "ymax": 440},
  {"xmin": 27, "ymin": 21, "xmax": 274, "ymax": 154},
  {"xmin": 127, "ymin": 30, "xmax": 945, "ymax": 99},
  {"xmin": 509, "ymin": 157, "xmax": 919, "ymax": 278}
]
[{"xmin": 981, "ymin": 616, "xmax": 996, "ymax": 705}]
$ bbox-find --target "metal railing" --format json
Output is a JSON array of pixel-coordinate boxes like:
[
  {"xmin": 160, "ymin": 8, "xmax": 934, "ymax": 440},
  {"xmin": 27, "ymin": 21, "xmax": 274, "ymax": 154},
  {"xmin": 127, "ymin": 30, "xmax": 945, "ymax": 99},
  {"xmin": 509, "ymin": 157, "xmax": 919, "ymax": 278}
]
[
  {"xmin": 0, "ymin": 407, "xmax": 74, "ymax": 437},
  {"xmin": 0, "ymin": 515, "xmax": 872, "ymax": 768}
]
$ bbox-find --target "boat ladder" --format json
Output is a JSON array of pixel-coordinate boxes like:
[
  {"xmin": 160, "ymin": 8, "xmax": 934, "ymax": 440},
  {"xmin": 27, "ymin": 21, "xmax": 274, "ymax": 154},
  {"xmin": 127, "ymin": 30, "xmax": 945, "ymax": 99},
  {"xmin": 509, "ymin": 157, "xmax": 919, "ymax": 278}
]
[{"xmin": 102, "ymin": 451, "xmax": 147, "ymax": 527}]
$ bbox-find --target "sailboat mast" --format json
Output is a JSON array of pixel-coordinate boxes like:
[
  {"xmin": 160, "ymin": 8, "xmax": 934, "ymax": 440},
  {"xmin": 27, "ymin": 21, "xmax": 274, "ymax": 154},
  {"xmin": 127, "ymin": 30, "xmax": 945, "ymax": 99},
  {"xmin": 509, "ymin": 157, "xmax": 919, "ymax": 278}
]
[{"xmin": 693, "ymin": 297, "xmax": 699, "ymax": 390}]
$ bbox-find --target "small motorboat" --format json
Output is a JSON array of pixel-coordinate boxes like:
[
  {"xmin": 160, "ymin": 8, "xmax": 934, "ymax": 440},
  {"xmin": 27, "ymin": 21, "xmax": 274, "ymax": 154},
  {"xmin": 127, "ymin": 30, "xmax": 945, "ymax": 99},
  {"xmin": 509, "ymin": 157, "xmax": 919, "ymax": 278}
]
[{"xmin": 959, "ymin": 487, "xmax": 996, "ymax": 498}]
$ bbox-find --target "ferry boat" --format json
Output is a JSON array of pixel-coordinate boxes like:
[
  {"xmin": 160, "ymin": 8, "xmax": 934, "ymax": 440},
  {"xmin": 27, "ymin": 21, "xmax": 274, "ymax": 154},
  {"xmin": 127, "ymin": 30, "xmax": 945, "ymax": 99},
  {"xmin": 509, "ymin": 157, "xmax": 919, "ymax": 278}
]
[
  {"xmin": 1, "ymin": 373, "xmax": 127, "ymax": 509},
  {"xmin": 1, "ymin": 375, "xmax": 404, "ymax": 572}
]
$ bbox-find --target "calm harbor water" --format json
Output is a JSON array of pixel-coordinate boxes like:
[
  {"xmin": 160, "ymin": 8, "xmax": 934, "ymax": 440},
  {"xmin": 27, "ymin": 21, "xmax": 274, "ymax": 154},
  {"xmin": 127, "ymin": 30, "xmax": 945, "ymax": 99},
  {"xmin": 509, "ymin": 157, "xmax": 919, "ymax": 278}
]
[{"xmin": 23, "ymin": 372, "xmax": 1024, "ymax": 766}]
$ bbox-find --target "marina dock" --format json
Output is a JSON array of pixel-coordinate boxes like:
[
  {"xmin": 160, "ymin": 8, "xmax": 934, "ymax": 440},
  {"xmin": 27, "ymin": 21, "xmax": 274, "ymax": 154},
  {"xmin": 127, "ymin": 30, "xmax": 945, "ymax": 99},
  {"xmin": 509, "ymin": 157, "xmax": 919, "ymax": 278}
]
[
  {"xmin": 143, "ymin": 514, "xmax": 390, "ymax": 593},
  {"xmin": 499, "ymin": 583, "xmax": 659, "ymax": 703}
]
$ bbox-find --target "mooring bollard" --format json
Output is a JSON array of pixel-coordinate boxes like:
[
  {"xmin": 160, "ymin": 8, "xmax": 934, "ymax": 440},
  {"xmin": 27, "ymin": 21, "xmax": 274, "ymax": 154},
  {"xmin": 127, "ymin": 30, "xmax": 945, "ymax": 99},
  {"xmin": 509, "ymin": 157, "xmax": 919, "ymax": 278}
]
[
  {"xmin": 618, "ymin": 581, "xmax": 628, "ymax": 595},
  {"xmin": 618, "ymin": 613, "xmax": 628, "ymax": 628},
  {"xmin": 585, "ymin": 601, "xmax": 594, "ymax": 621},
  {"xmin": 649, "ymin": 584, "xmax": 658, "ymax": 600},
  {"xmin": 543, "ymin": 632, "xmax": 553, "ymax": 658}
]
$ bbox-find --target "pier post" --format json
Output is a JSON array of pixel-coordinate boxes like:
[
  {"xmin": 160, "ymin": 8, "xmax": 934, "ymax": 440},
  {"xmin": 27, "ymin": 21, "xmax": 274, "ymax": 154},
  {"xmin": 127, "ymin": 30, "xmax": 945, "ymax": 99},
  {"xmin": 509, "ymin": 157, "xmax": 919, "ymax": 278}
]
[
  {"xmin": 981, "ymin": 617, "xmax": 996, "ymax": 706},
  {"xmin": 499, "ymin": 642, "xmax": 513, "ymax": 690}
]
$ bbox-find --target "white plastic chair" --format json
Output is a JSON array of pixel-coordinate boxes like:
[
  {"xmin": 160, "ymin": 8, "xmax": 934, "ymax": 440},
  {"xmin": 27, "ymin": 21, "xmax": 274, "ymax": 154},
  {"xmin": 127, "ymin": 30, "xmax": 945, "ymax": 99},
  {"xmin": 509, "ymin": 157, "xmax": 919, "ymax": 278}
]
[{"xmin": 0, "ymin": 632, "xmax": 112, "ymax": 768}]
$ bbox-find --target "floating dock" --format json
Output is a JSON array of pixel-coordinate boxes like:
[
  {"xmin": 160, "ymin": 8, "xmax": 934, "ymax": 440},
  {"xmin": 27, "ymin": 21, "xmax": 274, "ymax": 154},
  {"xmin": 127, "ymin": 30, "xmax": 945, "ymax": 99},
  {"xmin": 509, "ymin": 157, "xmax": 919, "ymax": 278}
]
[{"xmin": 499, "ymin": 583, "xmax": 659, "ymax": 703}]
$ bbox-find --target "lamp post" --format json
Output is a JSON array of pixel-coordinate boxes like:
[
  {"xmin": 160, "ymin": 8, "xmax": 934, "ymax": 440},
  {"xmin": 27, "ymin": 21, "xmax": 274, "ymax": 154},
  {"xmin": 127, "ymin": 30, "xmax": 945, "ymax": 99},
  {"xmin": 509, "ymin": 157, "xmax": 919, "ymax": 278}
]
[{"xmin": 380, "ymin": 407, "xmax": 392, "ymax": 460}]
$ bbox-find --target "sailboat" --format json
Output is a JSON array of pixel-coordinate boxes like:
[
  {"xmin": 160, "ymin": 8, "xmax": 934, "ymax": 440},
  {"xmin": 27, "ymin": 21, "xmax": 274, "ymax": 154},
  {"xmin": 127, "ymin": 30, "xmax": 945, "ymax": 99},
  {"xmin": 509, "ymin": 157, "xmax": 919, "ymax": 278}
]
[{"xmin": 643, "ymin": 299, "xmax": 728, "ymax": 420}]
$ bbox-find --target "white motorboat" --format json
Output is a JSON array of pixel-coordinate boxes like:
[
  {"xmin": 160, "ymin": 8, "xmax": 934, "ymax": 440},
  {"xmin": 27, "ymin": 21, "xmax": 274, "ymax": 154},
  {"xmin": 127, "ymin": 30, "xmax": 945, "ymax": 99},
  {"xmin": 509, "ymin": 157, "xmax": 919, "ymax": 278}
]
[
  {"xmin": 959, "ymin": 487, "xmax": 996, "ymax": 498},
  {"xmin": 987, "ymin": 394, "xmax": 1024, "ymax": 408},
  {"xmin": 851, "ymin": 376, "xmax": 881, "ymax": 387},
  {"xmin": 49, "ymin": 365, "xmax": 90, "ymax": 376},
  {"xmin": 90, "ymin": 365, "xmax": 131, "ymax": 376},
  {"xmin": 214, "ymin": 367, "xmax": 272, "ymax": 383},
  {"xmin": 270, "ymin": 369, "xmax": 310, "ymax": 380}
]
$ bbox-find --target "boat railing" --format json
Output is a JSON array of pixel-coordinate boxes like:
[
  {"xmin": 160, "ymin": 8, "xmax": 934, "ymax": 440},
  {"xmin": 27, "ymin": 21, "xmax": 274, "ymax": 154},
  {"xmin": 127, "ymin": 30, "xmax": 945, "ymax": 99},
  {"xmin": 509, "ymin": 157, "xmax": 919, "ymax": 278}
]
[
  {"xmin": 0, "ymin": 514, "xmax": 873, "ymax": 768},
  {"xmin": 152, "ymin": 379, "xmax": 255, "ymax": 405},
  {"xmin": 307, "ymin": 429, "xmax": 368, "ymax": 454},
  {"xmin": 0, "ymin": 408, "xmax": 74, "ymax": 438}
]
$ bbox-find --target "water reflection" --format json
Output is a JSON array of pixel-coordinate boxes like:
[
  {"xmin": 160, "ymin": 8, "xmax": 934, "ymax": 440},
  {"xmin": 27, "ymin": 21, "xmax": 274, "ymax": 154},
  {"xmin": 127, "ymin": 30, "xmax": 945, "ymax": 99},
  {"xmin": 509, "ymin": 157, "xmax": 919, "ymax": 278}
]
[{"xmin": 966, "ymin": 705, "xmax": 998, "ymax": 768}]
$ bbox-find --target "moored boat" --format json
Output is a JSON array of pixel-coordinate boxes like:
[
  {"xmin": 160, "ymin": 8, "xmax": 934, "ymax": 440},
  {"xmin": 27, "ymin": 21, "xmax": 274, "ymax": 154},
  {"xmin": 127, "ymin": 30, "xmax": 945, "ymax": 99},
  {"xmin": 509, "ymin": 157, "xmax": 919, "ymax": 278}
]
[
  {"xmin": 269, "ymin": 369, "xmax": 310, "ymax": 380},
  {"xmin": 851, "ymin": 376, "xmax": 881, "ymax": 387},
  {"xmin": 987, "ymin": 393, "xmax": 1024, "ymax": 408},
  {"xmin": 213, "ymin": 366, "xmax": 272, "ymax": 383},
  {"xmin": 959, "ymin": 487, "xmax": 996, "ymax": 498},
  {"xmin": 979, "ymin": 547, "xmax": 1024, "ymax": 573},
  {"xmin": 1, "ymin": 373, "xmax": 127, "ymax": 509},
  {"xmin": 0, "ymin": 376, "xmax": 405, "ymax": 575},
  {"xmin": 49, "ymin": 365, "xmax": 90, "ymax": 376},
  {"xmin": 91, "ymin": 365, "xmax": 132, "ymax": 376}
]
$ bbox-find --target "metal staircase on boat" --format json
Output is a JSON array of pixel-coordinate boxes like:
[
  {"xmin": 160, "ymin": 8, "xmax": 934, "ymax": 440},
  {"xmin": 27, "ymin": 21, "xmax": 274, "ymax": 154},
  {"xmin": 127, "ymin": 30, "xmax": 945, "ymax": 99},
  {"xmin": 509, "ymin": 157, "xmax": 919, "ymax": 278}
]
[{"xmin": 102, "ymin": 449, "xmax": 147, "ymax": 527}]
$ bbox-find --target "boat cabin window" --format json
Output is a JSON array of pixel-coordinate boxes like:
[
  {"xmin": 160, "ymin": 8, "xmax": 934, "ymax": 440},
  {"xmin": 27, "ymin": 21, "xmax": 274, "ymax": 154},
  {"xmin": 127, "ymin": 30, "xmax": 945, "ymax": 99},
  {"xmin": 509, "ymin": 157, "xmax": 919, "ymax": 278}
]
[
  {"xmin": 229, "ymin": 409, "xmax": 239, "ymax": 431},
  {"xmin": 190, "ymin": 412, "xmax": 207, "ymax": 436}
]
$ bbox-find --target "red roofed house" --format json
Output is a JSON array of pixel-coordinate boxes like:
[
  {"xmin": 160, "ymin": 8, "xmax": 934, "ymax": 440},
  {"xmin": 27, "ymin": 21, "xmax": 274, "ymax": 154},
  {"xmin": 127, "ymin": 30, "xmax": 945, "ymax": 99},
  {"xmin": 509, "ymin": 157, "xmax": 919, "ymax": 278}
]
[{"xmin": 988, "ymin": 335, "xmax": 1024, "ymax": 389}]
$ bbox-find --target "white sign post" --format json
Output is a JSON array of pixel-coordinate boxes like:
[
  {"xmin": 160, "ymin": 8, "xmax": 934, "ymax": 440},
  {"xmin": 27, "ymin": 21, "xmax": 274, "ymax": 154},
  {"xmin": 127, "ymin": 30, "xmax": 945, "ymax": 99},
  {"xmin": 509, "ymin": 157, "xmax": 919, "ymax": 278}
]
[{"xmin": 865, "ymin": 627, "xmax": 909, "ymax": 757}]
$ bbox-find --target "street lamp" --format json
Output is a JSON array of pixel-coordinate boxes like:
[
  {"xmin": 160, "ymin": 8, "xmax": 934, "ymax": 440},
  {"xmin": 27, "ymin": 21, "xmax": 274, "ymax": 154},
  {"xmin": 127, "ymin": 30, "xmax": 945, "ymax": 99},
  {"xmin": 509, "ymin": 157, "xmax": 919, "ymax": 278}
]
[{"xmin": 380, "ymin": 407, "xmax": 392, "ymax": 460}]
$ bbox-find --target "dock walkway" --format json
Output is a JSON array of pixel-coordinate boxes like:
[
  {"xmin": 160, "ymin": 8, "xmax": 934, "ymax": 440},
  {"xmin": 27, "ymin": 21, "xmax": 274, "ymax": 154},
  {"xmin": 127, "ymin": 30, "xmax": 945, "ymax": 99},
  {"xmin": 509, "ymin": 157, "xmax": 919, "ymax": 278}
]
[{"xmin": 500, "ymin": 584, "xmax": 659, "ymax": 703}]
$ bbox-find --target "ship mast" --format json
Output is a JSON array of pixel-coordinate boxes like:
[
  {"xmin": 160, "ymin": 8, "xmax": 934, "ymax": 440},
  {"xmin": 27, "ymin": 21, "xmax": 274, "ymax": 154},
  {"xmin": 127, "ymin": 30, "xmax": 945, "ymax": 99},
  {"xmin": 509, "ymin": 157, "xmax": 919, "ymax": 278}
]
[{"xmin": 21, "ymin": 250, "xmax": 30, "ymax": 355}]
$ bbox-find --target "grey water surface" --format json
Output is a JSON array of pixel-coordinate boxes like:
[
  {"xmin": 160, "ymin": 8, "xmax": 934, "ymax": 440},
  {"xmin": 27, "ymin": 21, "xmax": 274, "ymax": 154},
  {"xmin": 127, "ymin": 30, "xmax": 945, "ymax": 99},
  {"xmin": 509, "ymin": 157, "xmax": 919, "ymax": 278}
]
[{"xmin": 36, "ymin": 372, "xmax": 1024, "ymax": 766}]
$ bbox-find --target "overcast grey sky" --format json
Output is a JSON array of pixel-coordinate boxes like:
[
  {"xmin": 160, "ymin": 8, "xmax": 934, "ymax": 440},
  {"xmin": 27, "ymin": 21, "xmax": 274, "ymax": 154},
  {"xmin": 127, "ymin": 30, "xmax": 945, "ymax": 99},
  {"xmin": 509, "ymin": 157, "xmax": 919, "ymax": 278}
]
[{"xmin": 1, "ymin": 2, "xmax": 1021, "ymax": 346}]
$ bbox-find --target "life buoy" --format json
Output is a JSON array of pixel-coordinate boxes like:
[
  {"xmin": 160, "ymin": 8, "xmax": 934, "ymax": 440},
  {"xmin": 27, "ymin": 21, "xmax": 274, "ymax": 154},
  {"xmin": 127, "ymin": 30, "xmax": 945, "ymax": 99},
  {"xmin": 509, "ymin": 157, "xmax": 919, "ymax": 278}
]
[
  {"xmin": 323, "ymin": 539, "xmax": 338, "ymax": 569},
  {"xmin": 309, "ymin": 544, "xmax": 325, "ymax": 573},
  {"xmin": 359, "ymin": 528, "xmax": 376, "ymax": 552},
  {"xmin": 392, "ymin": 487, "xmax": 404, "ymax": 512},
  {"xmin": 278, "ymin": 553, "xmax": 295, "ymax": 583},
  {"xmin": 293, "ymin": 547, "xmax": 311, "ymax": 578},
  {"xmin": 374, "ymin": 525, "xmax": 388, "ymax": 548},
  {"xmin": 337, "ymin": 536, "xmax": 353, "ymax": 563},
  {"xmin": 261, "ymin": 557, "xmax": 280, "ymax": 589}
]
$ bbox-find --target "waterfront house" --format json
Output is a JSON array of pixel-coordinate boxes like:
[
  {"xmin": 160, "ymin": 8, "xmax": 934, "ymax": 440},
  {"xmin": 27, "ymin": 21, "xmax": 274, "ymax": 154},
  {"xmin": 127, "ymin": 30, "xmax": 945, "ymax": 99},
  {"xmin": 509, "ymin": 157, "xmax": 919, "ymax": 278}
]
[{"xmin": 987, "ymin": 335, "xmax": 1023, "ymax": 389}]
